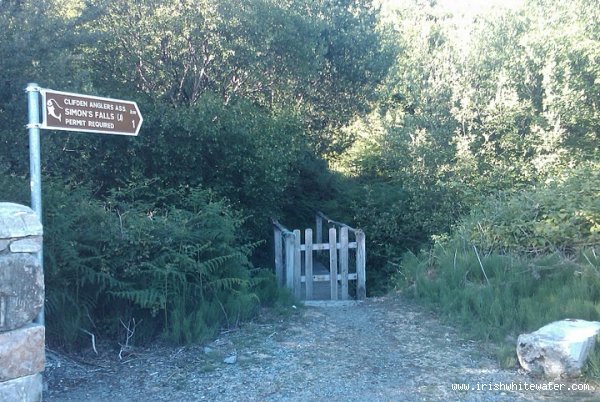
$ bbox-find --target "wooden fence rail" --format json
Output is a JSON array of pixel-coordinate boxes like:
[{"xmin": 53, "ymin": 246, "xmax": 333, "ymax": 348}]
[{"xmin": 272, "ymin": 212, "xmax": 366, "ymax": 300}]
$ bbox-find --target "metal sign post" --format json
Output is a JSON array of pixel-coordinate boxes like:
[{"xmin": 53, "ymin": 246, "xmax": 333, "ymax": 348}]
[
  {"xmin": 24, "ymin": 83, "xmax": 144, "ymax": 326},
  {"xmin": 26, "ymin": 83, "xmax": 44, "ymax": 325}
]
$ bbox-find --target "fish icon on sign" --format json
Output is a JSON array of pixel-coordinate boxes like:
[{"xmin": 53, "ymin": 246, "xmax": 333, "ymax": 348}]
[{"xmin": 46, "ymin": 99, "xmax": 63, "ymax": 122}]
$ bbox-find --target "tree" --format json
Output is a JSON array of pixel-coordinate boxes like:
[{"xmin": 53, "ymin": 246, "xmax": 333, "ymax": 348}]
[
  {"xmin": 340, "ymin": 0, "xmax": 600, "ymax": 291},
  {"xmin": 0, "ymin": 0, "xmax": 90, "ymax": 176},
  {"xmin": 80, "ymin": 0, "xmax": 393, "ymax": 156}
]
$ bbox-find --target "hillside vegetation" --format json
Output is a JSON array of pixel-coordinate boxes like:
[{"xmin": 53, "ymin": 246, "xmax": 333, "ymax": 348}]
[{"xmin": 0, "ymin": 0, "xmax": 598, "ymax": 354}]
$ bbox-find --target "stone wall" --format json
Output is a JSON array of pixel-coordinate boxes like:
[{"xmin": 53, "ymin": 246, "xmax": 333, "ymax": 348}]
[{"xmin": 0, "ymin": 203, "xmax": 45, "ymax": 401}]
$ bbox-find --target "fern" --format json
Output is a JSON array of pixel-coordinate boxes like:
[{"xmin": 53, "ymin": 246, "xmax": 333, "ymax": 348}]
[
  {"xmin": 208, "ymin": 277, "xmax": 248, "ymax": 292},
  {"xmin": 110, "ymin": 289, "xmax": 166, "ymax": 312},
  {"xmin": 38, "ymin": 179, "xmax": 265, "ymax": 346}
]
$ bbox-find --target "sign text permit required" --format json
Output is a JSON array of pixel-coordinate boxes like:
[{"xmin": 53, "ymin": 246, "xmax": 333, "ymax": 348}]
[{"xmin": 41, "ymin": 89, "xmax": 143, "ymax": 136}]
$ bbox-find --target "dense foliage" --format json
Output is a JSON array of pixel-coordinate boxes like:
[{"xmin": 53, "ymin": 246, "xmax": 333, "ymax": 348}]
[
  {"xmin": 458, "ymin": 163, "xmax": 600, "ymax": 255},
  {"xmin": 1, "ymin": 0, "xmax": 392, "ymax": 346},
  {"xmin": 354, "ymin": 0, "xmax": 599, "ymax": 371},
  {"xmin": 397, "ymin": 167, "xmax": 600, "ymax": 369},
  {"xmin": 339, "ymin": 0, "xmax": 599, "ymax": 292},
  {"xmin": 0, "ymin": 0, "xmax": 598, "ymax": 349}
]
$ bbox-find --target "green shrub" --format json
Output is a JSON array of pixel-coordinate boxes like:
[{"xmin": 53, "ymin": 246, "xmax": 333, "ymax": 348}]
[
  {"xmin": 351, "ymin": 179, "xmax": 467, "ymax": 294},
  {"xmin": 457, "ymin": 163, "xmax": 600, "ymax": 255},
  {"xmin": 400, "ymin": 239, "xmax": 600, "ymax": 344},
  {"xmin": 251, "ymin": 269, "xmax": 299, "ymax": 314},
  {"xmin": 37, "ymin": 179, "xmax": 265, "ymax": 347},
  {"xmin": 0, "ymin": 173, "xmax": 301, "ymax": 348}
]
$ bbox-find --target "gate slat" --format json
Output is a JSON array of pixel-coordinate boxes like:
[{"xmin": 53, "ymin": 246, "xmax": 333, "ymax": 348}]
[
  {"xmin": 274, "ymin": 227, "xmax": 283, "ymax": 287},
  {"xmin": 340, "ymin": 226, "xmax": 349, "ymax": 300},
  {"xmin": 305, "ymin": 228, "xmax": 313, "ymax": 300},
  {"xmin": 284, "ymin": 233, "xmax": 294, "ymax": 290},
  {"xmin": 329, "ymin": 228, "xmax": 338, "ymax": 300},
  {"xmin": 356, "ymin": 230, "xmax": 366, "ymax": 300},
  {"xmin": 293, "ymin": 229, "xmax": 302, "ymax": 299}
]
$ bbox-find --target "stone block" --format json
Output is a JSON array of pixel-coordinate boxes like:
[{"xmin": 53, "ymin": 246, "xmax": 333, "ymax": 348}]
[
  {"xmin": 0, "ymin": 203, "xmax": 43, "ymax": 239},
  {"xmin": 517, "ymin": 319, "xmax": 600, "ymax": 378},
  {"xmin": 0, "ymin": 374, "xmax": 43, "ymax": 402},
  {"xmin": 0, "ymin": 324, "xmax": 45, "ymax": 381},
  {"xmin": 9, "ymin": 237, "xmax": 42, "ymax": 253},
  {"xmin": 0, "ymin": 254, "xmax": 44, "ymax": 331}
]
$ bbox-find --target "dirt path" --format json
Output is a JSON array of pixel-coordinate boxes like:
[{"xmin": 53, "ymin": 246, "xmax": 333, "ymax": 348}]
[{"xmin": 44, "ymin": 294, "xmax": 599, "ymax": 401}]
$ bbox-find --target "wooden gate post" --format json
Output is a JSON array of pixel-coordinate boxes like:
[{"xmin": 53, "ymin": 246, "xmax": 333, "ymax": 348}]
[
  {"xmin": 316, "ymin": 213, "xmax": 323, "ymax": 245},
  {"xmin": 284, "ymin": 233, "xmax": 294, "ymax": 290},
  {"xmin": 273, "ymin": 226, "xmax": 283, "ymax": 287},
  {"xmin": 304, "ymin": 228, "xmax": 313, "ymax": 300},
  {"xmin": 293, "ymin": 229, "xmax": 302, "ymax": 299},
  {"xmin": 356, "ymin": 230, "xmax": 366, "ymax": 300},
  {"xmin": 329, "ymin": 227, "xmax": 338, "ymax": 300},
  {"xmin": 340, "ymin": 226, "xmax": 349, "ymax": 300}
]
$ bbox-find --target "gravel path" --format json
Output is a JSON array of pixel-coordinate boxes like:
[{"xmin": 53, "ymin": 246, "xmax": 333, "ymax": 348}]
[{"xmin": 44, "ymin": 294, "xmax": 599, "ymax": 401}]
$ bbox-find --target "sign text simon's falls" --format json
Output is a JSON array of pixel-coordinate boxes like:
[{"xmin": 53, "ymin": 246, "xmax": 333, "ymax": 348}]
[{"xmin": 41, "ymin": 89, "xmax": 143, "ymax": 136}]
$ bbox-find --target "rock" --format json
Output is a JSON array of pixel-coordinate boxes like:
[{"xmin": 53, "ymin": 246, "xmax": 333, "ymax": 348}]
[
  {"xmin": 0, "ymin": 254, "xmax": 44, "ymax": 331},
  {"xmin": 517, "ymin": 319, "xmax": 600, "ymax": 378},
  {"xmin": 0, "ymin": 203, "xmax": 43, "ymax": 239},
  {"xmin": 203, "ymin": 346, "xmax": 214, "ymax": 355},
  {"xmin": 0, "ymin": 203, "xmax": 45, "ymax": 401},
  {"xmin": 0, "ymin": 373, "xmax": 43, "ymax": 402},
  {"xmin": 223, "ymin": 355, "xmax": 237, "ymax": 364},
  {"xmin": 9, "ymin": 237, "xmax": 42, "ymax": 253},
  {"xmin": 0, "ymin": 324, "xmax": 45, "ymax": 381}
]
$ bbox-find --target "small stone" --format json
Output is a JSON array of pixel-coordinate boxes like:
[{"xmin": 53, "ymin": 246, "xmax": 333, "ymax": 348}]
[
  {"xmin": 203, "ymin": 347, "xmax": 214, "ymax": 354},
  {"xmin": 223, "ymin": 355, "xmax": 237, "ymax": 364},
  {"xmin": 0, "ymin": 324, "xmax": 45, "ymax": 381},
  {"xmin": 0, "ymin": 203, "xmax": 42, "ymax": 238},
  {"xmin": 0, "ymin": 373, "xmax": 43, "ymax": 402},
  {"xmin": 0, "ymin": 254, "xmax": 44, "ymax": 331},
  {"xmin": 9, "ymin": 237, "xmax": 42, "ymax": 253}
]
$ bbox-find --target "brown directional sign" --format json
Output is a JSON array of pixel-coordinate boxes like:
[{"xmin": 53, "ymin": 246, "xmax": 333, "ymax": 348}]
[{"xmin": 40, "ymin": 89, "xmax": 143, "ymax": 136}]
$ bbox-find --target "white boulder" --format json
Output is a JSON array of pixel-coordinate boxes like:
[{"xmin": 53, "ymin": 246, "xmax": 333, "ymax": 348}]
[{"xmin": 517, "ymin": 319, "xmax": 600, "ymax": 378}]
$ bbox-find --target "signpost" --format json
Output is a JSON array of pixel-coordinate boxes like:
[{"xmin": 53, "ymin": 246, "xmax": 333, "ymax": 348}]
[
  {"xmin": 41, "ymin": 89, "xmax": 143, "ymax": 136},
  {"xmin": 26, "ymin": 83, "xmax": 143, "ymax": 325}
]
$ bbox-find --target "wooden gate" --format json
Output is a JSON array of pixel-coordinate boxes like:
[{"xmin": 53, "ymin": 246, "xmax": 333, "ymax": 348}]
[{"xmin": 272, "ymin": 212, "xmax": 366, "ymax": 300}]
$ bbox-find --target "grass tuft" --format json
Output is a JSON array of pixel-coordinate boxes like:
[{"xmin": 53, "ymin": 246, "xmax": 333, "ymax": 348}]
[{"xmin": 397, "ymin": 240, "xmax": 600, "ymax": 377}]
